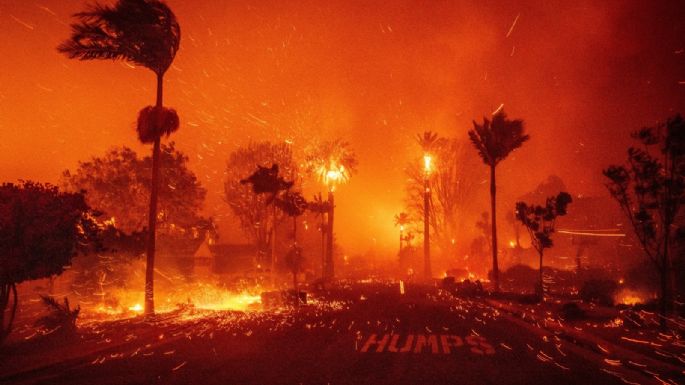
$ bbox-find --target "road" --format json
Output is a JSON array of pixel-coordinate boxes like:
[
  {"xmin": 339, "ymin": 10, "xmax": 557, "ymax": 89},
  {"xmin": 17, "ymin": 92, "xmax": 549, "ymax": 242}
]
[{"xmin": 0, "ymin": 282, "xmax": 662, "ymax": 384}]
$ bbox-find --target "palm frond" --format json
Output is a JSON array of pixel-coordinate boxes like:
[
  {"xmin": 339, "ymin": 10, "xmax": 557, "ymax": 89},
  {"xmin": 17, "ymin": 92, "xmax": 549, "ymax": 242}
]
[
  {"xmin": 58, "ymin": 0, "xmax": 180, "ymax": 75},
  {"xmin": 416, "ymin": 131, "xmax": 441, "ymax": 153},
  {"xmin": 136, "ymin": 105, "xmax": 179, "ymax": 144},
  {"xmin": 468, "ymin": 110, "xmax": 529, "ymax": 166}
]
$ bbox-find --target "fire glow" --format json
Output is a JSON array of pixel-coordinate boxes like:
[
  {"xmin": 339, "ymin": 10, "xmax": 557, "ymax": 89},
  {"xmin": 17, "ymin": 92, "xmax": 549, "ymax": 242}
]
[{"xmin": 88, "ymin": 284, "xmax": 262, "ymax": 319}]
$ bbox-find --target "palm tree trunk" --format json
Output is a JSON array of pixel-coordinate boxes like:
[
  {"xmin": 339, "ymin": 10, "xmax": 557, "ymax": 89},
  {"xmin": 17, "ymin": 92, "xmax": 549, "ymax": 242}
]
[
  {"xmin": 321, "ymin": 215, "xmax": 326, "ymax": 281},
  {"xmin": 271, "ymin": 203, "xmax": 277, "ymax": 286},
  {"xmin": 326, "ymin": 192, "xmax": 335, "ymax": 280},
  {"xmin": 538, "ymin": 249, "xmax": 544, "ymax": 300},
  {"xmin": 144, "ymin": 72, "xmax": 164, "ymax": 316},
  {"xmin": 0, "ymin": 283, "xmax": 7, "ymax": 343},
  {"xmin": 490, "ymin": 165, "xmax": 499, "ymax": 292},
  {"xmin": 0, "ymin": 283, "xmax": 17, "ymax": 345},
  {"xmin": 399, "ymin": 228, "xmax": 403, "ymax": 255},
  {"xmin": 423, "ymin": 177, "xmax": 431, "ymax": 279},
  {"xmin": 660, "ymin": 261, "xmax": 668, "ymax": 329}
]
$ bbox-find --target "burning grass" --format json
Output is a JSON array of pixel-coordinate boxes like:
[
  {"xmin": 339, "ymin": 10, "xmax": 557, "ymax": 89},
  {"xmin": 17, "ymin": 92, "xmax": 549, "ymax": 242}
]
[{"xmin": 82, "ymin": 282, "xmax": 263, "ymax": 321}]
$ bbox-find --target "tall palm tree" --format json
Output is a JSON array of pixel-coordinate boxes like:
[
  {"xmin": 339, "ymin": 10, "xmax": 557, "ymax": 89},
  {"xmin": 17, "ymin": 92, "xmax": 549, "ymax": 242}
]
[
  {"xmin": 416, "ymin": 131, "xmax": 441, "ymax": 279},
  {"xmin": 394, "ymin": 212, "xmax": 411, "ymax": 253},
  {"xmin": 241, "ymin": 164, "xmax": 294, "ymax": 284},
  {"xmin": 468, "ymin": 110, "xmax": 529, "ymax": 292},
  {"xmin": 58, "ymin": 0, "xmax": 181, "ymax": 315},
  {"xmin": 307, "ymin": 193, "xmax": 331, "ymax": 280},
  {"xmin": 305, "ymin": 139, "xmax": 357, "ymax": 280}
]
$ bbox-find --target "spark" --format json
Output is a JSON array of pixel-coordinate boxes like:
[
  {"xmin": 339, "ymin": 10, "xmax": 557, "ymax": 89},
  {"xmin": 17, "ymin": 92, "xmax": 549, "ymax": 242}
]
[
  {"xmin": 36, "ymin": 5, "xmax": 57, "ymax": 16},
  {"xmin": 604, "ymin": 358, "xmax": 622, "ymax": 366},
  {"xmin": 506, "ymin": 13, "xmax": 520, "ymax": 38},
  {"xmin": 10, "ymin": 15, "xmax": 35, "ymax": 30},
  {"xmin": 557, "ymin": 230, "xmax": 625, "ymax": 237}
]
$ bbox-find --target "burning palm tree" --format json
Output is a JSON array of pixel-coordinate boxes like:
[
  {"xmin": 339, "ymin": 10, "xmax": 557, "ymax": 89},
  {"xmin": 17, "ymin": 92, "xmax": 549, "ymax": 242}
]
[
  {"xmin": 58, "ymin": 0, "xmax": 181, "ymax": 315},
  {"xmin": 394, "ymin": 212, "xmax": 411, "ymax": 254},
  {"xmin": 305, "ymin": 139, "xmax": 357, "ymax": 280},
  {"xmin": 416, "ymin": 131, "xmax": 441, "ymax": 279}
]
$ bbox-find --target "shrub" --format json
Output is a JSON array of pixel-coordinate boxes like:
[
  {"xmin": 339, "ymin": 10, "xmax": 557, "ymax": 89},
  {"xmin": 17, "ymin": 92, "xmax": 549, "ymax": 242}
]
[
  {"xmin": 580, "ymin": 279, "xmax": 618, "ymax": 306},
  {"xmin": 36, "ymin": 296, "xmax": 80, "ymax": 334},
  {"xmin": 561, "ymin": 302, "xmax": 585, "ymax": 319}
]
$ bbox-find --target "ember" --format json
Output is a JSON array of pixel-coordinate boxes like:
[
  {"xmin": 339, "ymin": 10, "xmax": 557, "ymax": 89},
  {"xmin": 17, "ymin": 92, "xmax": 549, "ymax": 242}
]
[{"xmin": 1, "ymin": 1, "xmax": 684, "ymax": 384}]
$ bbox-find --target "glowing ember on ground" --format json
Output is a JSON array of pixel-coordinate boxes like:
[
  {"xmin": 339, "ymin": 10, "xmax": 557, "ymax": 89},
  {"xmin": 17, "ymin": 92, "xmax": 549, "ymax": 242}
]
[
  {"xmin": 615, "ymin": 289, "xmax": 649, "ymax": 306},
  {"xmin": 85, "ymin": 283, "xmax": 263, "ymax": 319}
]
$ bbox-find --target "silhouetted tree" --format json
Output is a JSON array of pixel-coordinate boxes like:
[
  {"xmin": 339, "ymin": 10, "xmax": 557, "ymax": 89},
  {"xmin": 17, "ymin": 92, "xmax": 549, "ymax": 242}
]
[
  {"xmin": 63, "ymin": 144, "xmax": 211, "ymax": 296},
  {"xmin": 284, "ymin": 245, "xmax": 305, "ymax": 295},
  {"xmin": 225, "ymin": 142, "xmax": 298, "ymax": 265},
  {"xmin": 241, "ymin": 163, "xmax": 295, "ymax": 281},
  {"xmin": 516, "ymin": 192, "xmax": 572, "ymax": 298},
  {"xmin": 241, "ymin": 164, "xmax": 294, "ymax": 198},
  {"xmin": 36, "ymin": 296, "xmax": 80, "ymax": 335},
  {"xmin": 415, "ymin": 131, "xmax": 441, "ymax": 279},
  {"xmin": 305, "ymin": 139, "xmax": 357, "ymax": 280},
  {"xmin": 63, "ymin": 143, "xmax": 210, "ymax": 236},
  {"xmin": 307, "ymin": 193, "xmax": 331, "ymax": 279},
  {"xmin": 275, "ymin": 191, "xmax": 308, "ymax": 241},
  {"xmin": 59, "ymin": 0, "xmax": 182, "ymax": 316},
  {"xmin": 469, "ymin": 110, "xmax": 530, "ymax": 291},
  {"xmin": 394, "ymin": 212, "xmax": 411, "ymax": 253},
  {"xmin": 604, "ymin": 114, "xmax": 685, "ymax": 327},
  {"xmin": 0, "ymin": 182, "xmax": 100, "ymax": 344}
]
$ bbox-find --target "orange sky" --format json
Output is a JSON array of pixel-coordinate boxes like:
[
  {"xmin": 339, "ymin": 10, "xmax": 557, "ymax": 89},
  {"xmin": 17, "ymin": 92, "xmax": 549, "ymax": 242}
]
[{"xmin": 1, "ymin": 0, "xmax": 684, "ymax": 255}]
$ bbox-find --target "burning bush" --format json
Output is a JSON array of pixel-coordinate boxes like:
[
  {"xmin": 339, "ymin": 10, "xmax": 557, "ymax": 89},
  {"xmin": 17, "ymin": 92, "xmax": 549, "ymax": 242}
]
[{"xmin": 580, "ymin": 279, "xmax": 618, "ymax": 306}]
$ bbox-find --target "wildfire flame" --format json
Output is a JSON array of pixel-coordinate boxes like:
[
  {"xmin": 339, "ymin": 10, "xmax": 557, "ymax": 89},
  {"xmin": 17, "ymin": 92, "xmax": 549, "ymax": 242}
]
[
  {"xmin": 88, "ymin": 283, "xmax": 263, "ymax": 320},
  {"xmin": 615, "ymin": 289, "xmax": 647, "ymax": 306}
]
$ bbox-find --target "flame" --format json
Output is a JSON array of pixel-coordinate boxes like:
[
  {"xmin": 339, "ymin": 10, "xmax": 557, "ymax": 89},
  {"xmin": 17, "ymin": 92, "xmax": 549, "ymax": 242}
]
[
  {"xmin": 87, "ymin": 283, "xmax": 263, "ymax": 320},
  {"xmin": 318, "ymin": 162, "xmax": 349, "ymax": 191},
  {"xmin": 423, "ymin": 154, "xmax": 432, "ymax": 174},
  {"xmin": 615, "ymin": 288, "xmax": 646, "ymax": 306}
]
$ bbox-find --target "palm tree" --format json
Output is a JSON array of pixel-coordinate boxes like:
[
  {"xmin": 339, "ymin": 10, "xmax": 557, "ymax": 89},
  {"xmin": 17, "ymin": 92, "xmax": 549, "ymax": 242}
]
[
  {"xmin": 416, "ymin": 131, "xmax": 441, "ymax": 279},
  {"xmin": 241, "ymin": 164, "xmax": 294, "ymax": 283},
  {"xmin": 276, "ymin": 191, "xmax": 308, "ymax": 242},
  {"xmin": 58, "ymin": 0, "xmax": 181, "ymax": 315},
  {"xmin": 394, "ymin": 212, "xmax": 411, "ymax": 253},
  {"xmin": 305, "ymin": 139, "xmax": 357, "ymax": 280},
  {"xmin": 307, "ymin": 193, "xmax": 331, "ymax": 280},
  {"xmin": 468, "ymin": 110, "xmax": 529, "ymax": 292}
]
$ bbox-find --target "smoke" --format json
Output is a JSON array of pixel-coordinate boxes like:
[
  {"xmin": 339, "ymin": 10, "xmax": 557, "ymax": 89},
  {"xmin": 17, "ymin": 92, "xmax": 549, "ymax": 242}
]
[{"xmin": 0, "ymin": 0, "xmax": 683, "ymax": 255}]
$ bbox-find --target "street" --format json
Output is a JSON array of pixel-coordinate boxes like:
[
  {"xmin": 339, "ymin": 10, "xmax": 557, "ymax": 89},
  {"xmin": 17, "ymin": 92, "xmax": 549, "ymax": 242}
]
[{"xmin": 0, "ymin": 282, "xmax": 661, "ymax": 385}]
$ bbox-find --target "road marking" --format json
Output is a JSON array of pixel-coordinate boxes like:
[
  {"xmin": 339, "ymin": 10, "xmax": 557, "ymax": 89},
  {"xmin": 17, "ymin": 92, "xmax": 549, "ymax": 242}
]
[{"xmin": 360, "ymin": 334, "xmax": 495, "ymax": 355}]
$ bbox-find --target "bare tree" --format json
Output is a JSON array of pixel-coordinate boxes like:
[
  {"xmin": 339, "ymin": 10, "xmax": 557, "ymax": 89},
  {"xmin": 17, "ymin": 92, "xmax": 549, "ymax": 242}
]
[{"xmin": 604, "ymin": 114, "xmax": 685, "ymax": 327}]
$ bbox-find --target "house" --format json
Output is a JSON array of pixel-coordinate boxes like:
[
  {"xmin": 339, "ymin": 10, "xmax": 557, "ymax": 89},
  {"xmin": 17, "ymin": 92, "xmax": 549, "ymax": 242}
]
[{"xmin": 191, "ymin": 235, "xmax": 257, "ymax": 276}]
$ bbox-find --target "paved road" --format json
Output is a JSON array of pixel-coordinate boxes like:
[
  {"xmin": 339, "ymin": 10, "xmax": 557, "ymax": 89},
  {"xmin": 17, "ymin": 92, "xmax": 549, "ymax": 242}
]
[{"xmin": 0, "ymin": 283, "xmax": 660, "ymax": 384}]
